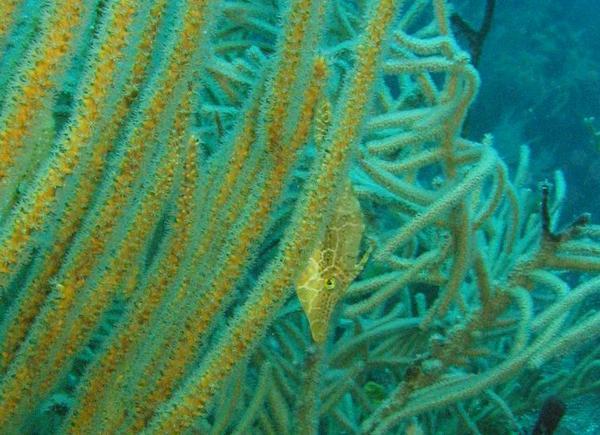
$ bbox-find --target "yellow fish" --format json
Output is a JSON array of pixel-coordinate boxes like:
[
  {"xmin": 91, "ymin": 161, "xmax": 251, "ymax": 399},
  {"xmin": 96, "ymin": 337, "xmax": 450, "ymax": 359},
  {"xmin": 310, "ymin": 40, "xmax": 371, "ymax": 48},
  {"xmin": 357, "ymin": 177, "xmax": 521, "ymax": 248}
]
[{"xmin": 295, "ymin": 181, "xmax": 369, "ymax": 343}]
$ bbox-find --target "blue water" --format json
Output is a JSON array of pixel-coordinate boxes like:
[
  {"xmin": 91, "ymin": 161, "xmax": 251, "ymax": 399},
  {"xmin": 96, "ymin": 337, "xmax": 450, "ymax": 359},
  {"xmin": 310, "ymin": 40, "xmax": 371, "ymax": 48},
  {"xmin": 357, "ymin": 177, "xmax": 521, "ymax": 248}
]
[{"xmin": 462, "ymin": 0, "xmax": 600, "ymax": 221}]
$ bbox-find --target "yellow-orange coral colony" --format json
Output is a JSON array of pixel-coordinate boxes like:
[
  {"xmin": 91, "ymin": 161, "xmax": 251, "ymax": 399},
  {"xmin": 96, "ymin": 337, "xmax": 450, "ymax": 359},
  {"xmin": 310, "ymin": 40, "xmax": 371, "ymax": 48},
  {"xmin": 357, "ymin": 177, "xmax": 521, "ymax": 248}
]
[{"xmin": 0, "ymin": 0, "xmax": 398, "ymax": 432}]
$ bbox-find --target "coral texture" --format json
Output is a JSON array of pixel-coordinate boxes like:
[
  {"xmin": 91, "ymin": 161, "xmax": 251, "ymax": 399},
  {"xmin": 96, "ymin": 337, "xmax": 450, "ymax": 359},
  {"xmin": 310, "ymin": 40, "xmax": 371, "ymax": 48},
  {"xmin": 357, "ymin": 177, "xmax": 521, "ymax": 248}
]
[{"xmin": 0, "ymin": 0, "xmax": 598, "ymax": 433}]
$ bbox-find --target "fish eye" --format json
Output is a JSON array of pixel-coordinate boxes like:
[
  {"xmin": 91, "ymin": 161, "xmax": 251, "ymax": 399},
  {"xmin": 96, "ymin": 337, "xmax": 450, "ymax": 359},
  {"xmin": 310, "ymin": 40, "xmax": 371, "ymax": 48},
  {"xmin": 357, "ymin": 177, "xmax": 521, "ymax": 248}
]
[{"xmin": 325, "ymin": 277, "xmax": 336, "ymax": 289}]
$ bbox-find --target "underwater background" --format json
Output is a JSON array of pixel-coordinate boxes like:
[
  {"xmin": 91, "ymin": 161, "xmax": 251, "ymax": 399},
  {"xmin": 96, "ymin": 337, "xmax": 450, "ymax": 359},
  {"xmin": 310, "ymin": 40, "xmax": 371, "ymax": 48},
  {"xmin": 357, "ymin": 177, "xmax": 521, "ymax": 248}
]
[
  {"xmin": 0, "ymin": 0, "xmax": 598, "ymax": 434},
  {"xmin": 458, "ymin": 1, "xmax": 600, "ymax": 433},
  {"xmin": 458, "ymin": 0, "xmax": 600, "ymax": 222}
]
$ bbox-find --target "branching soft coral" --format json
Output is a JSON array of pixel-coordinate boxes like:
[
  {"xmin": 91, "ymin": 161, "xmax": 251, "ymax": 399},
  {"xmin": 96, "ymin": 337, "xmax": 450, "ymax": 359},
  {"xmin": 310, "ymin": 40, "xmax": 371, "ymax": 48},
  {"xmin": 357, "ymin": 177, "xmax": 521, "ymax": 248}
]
[{"xmin": 0, "ymin": 0, "xmax": 598, "ymax": 434}]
